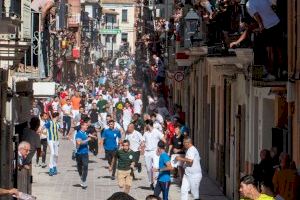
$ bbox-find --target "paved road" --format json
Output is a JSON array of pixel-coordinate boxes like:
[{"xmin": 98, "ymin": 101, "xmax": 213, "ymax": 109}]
[{"xmin": 32, "ymin": 138, "xmax": 228, "ymax": 200}]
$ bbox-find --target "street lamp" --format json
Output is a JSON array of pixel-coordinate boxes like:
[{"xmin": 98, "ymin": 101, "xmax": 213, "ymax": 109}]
[{"xmin": 184, "ymin": 8, "xmax": 202, "ymax": 47}]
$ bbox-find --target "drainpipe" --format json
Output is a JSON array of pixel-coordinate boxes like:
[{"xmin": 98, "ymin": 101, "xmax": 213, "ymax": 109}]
[{"xmin": 287, "ymin": 0, "xmax": 295, "ymax": 156}]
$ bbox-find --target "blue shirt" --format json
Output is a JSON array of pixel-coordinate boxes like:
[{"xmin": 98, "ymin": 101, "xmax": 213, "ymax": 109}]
[
  {"xmin": 75, "ymin": 130, "xmax": 89, "ymax": 154},
  {"xmin": 158, "ymin": 152, "xmax": 171, "ymax": 182},
  {"xmin": 102, "ymin": 128, "xmax": 121, "ymax": 151}
]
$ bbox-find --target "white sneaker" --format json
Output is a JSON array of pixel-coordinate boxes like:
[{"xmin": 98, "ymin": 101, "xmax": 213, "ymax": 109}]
[{"xmin": 80, "ymin": 182, "xmax": 87, "ymax": 189}]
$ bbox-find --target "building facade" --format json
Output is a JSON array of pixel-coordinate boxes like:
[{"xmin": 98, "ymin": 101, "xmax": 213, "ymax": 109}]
[{"xmin": 101, "ymin": 0, "xmax": 136, "ymax": 58}]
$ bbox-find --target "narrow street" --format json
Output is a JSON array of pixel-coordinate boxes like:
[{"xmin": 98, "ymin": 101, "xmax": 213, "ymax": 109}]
[{"xmin": 32, "ymin": 138, "xmax": 227, "ymax": 200}]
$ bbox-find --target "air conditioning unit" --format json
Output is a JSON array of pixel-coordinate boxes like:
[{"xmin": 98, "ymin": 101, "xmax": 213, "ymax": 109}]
[
  {"xmin": 156, "ymin": 9, "xmax": 161, "ymax": 17},
  {"xmin": 0, "ymin": 34, "xmax": 17, "ymax": 40}
]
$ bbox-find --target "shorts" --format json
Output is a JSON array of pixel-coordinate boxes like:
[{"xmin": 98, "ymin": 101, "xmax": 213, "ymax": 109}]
[
  {"xmin": 117, "ymin": 170, "xmax": 133, "ymax": 187},
  {"xmin": 263, "ymin": 23, "xmax": 282, "ymax": 47}
]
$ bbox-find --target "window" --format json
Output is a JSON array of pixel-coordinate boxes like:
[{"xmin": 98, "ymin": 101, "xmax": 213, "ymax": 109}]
[
  {"xmin": 122, "ymin": 9, "xmax": 128, "ymax": 22},
  {"xmin": 105, "ymin": 36, "xmax": 110, "ymax": 43},
  {"xmin": 112, "ymin": 35, "xmax": 116, "ymax": 43},
  {"xmin": 121, "ymin": 33, "xmax": 128, "ymax": 42}
]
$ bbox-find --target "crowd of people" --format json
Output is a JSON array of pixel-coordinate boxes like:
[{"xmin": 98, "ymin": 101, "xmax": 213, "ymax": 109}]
[
  {"xmin": 19, "ymin": 62, "xmax": 202, "ymax": 200},
  {"xmin": 239, "ymin": 148, "xmax": 300, "ymax": 200}
]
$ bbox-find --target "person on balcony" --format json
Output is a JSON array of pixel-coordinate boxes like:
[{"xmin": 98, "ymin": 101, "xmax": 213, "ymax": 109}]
[{"xmin": 246, "ymin": 0, "xmax": 282, "ymax": 80}]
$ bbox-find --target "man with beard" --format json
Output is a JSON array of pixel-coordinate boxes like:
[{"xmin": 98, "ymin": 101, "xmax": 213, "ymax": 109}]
[{"xmin": 111, "ymin": 140, "xmax": 135, "ymax": 194}]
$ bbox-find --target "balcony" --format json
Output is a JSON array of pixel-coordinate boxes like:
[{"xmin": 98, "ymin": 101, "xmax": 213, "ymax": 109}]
[{"xmin": 68, "ymin": 13, "xmax": 81, "ymax": 28}]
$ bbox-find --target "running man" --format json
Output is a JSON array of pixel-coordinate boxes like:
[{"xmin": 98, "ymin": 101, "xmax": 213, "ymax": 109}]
[
  {"xmin": 44, "ymin": 112, "xmax": 60, "ymax": 176},
  {"xmin": 75, "ymin": 119, "xmax": 97, "ymax": 189},
  {"xmin": 101, "ymin": 120, "xmax": 122, "ymax": 180},
  {"xmin": 125, "ymin": 123, "xmax": 144, "ymax": 176},
  {"xmin": 153, "ymin": 141, "xmax": 173, "ymax": 200},
  {"xmin": 175, "ymin": 137, "xmax": 202, "ymax": 200},
  {"xmin": 111, "ymin": 140, "xmax": 135, "ymax": 194},
  {"xmin": 143, "ymin": 120, "xmax": 166, "ymax": 190}
]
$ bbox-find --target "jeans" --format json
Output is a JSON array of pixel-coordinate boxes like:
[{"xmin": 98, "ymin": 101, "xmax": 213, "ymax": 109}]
[
  {"xmin": 63, "ymin": 116, "xmax": 71, "ymax": 136},
  {"xmin": 154, "ymin": 181, "xmax": 170, "ymax": 200},
  {"xmin": 36, "ymin": 138, "xmax": 47, "ymax": 164},
  {"xmin": 76, "ymin": 154, "xmax": 89, "ymax": 182},
  {"xmin": 105, "ymin": 150, "xmax": 117, "ymax": 177}
]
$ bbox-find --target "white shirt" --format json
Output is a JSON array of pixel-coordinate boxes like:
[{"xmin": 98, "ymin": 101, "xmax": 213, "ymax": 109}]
[
  {"xmin": 246, "ymin": 0, "xmax": 280, "ymax": 29},
  {"xmin": 184, "ymin": 146, "xmax": 202, "ymax": 176},
  {"xmin": 125, "ymin": 130, "xmax": 144, "ymax": 152},
  {"xmin": 52, "ymin": 101, "xmax": 59, "ymax": 112},
  {"xmin": 62, "ymin": 104, "xmax": 72, "ymax": 116},
  {"xmin": 112, "ymin": 98, "xmax": 119, "ymax": 107},
  {"xmin": 143, "ymin": 128, "xmax": 164, "ymax": 151},
  {"xmin": 39, "ymin": 119, "xmax": 48, "ymax": 139},
  {"xmin": 156, "ymin": 113, "xmax": 164, "ymax": 124},
  {"xmin": 133, "ymin": 99, "xmax": 143, "ymax": 114},
  {"xmin": 92, "ymin": 99, "xmax": 99, "ymax": 104},
  {"xmin": 153, "ymin": 121, "xmax": 163, "ymax": 132},
  {"xmin": 123, "ymin": 108, "xmax": 132, "ymax": 122}
]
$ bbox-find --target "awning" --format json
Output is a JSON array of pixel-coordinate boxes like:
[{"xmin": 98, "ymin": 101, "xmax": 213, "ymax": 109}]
[{"xmin": 102, "ymin": 9, "xmax": 119, "ymax": 15}]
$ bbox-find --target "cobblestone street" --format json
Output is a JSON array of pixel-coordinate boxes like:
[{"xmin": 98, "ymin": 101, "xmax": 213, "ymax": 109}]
[{"xmin": 32, "ymin": 138, "xmax": 228, "ymax": 200}]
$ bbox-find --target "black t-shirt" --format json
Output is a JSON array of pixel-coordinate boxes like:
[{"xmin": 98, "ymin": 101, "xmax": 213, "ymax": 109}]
[
  {"xmin": 89, "ymin": 109, "xmax": 99, "ymax": 124},
  {"xmin": 171, "ymin": 135, "xmax": 184, "ymax": 152}
]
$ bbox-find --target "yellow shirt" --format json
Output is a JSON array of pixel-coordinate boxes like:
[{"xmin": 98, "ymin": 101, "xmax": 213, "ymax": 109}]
[
  {"xmin": 240, "ymin": 194, "xmax": 274, "ymax": 200},
  {"xmin": 257, "ymin": 194, "xmax": 274, "ymax": 200}
]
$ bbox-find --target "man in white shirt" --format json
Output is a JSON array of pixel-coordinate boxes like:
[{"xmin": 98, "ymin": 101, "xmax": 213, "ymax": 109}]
[
  {"xmin": 176, "ymin": 137, "xmax": 202, "ymax": 200},
  {"xmin": 133, "ymin": 94, "xmax": 143, "ymax": 115},
  {"xmin": 62, "ymin": 99, "xmax": 73, "ymax": 137},
  {"xmin": 125, "ymin": 123, "xmax": 144, "ymax": 175},
  {"xmin": 143, "ymin": 120, "xmax": 166, "ymax": 190}
]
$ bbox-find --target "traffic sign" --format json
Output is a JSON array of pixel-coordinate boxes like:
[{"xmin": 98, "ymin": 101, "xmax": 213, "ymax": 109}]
[{"xmin": 174, "ymin": 71, "xmax": 184, "ymax": 82}]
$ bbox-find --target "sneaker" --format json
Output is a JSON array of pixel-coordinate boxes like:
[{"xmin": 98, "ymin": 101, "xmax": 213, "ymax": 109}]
[
  {"xmin": 35, "ymin": 162, "xmax": 41, "ymax": 167},
  {"xmin": 41, "ymin": 163, "xmax": 47, "ymax": 168},
  {"xmin": 49, "ymin": 168, "xmax": 54, "ymax": 176},
  {"xmin": 111, "ymin": 176, "xmax": 115, "ymax": 180},
  {"xmin": 137, "ymin": 163, "xmax": 142, "ymax": 173},
  {"xmin": 80, "ymin": 182, "xmax": 87, "ymax": 189},
  {"xmin": 53, "ymin": 167, "xmax": 57, "ymax": 175}
]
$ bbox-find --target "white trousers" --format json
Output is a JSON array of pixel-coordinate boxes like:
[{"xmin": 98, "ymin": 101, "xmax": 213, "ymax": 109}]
[
  {"xmin": 181, "ymin": 173, "xmax": 202, "ymax": 200},
  {"xmin": 48, "ymin": 140, "xmax": 59, "ymax": 168},
  {"xmin": 72, "ymin": 110, "xmax": 79, "ymax": 119},
  {"xmin": 144, "ymin": 150, "xmax": 159, "ymax": 184}
]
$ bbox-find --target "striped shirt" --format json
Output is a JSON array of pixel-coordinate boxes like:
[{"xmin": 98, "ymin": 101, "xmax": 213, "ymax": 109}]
[{"xmin": 44, "ymin": 120, "xmax": 60, "ymax": 141}]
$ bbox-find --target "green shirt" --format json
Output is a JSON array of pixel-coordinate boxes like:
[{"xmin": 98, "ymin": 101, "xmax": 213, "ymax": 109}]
[
  {"xmin": 116, "ymin": 149, "xmax": 135, "ymax": 170},
  {"xmin": 97, "ymin": 99, "xmax": 108, "ymax": 113}
]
